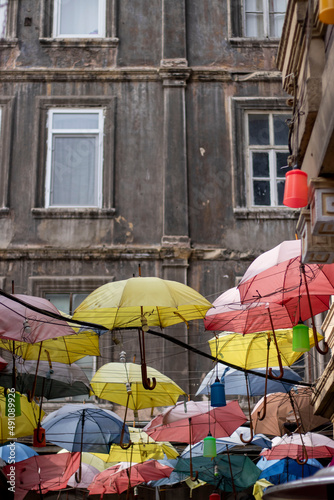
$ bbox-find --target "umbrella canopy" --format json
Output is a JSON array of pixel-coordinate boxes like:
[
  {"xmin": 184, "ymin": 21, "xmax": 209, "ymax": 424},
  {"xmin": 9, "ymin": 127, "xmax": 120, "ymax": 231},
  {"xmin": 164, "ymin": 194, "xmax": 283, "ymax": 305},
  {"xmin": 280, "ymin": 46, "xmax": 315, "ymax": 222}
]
[
  {"xmin": 90, "ymin": 361, "xmax": 186, "ymax": 410},
  {"xmin": 143, "ymin": 400, "xmax": 247, "ymax": 444},
  {"xmin": 2, "ymin": 452, "xmax": 80, "ymax": 500},
  {"xmin": 208, "ymin": 330, "xmax": 321, "ymax": 370},
  {"xmin": 251, "ymin": 388, "xmax": 330, "ymax": 436},
  {"xmin": 204, "ymin": 286, "xmax": 331, "ymax": 333},
  {"xmin": 196, "ymin": 363, "xmax": 302, "ymax": 397},
  {"xmin": 257, "ymin": 456, "xmax": 323, "ymax": 485},
  {"xmin": 42, "ymin": 403, "xmax": 130, "ymax": 453},
  {"xmin": 67, "ymin": 462, "xmax": 100, "ymax": 488},
  {"xmin": 261, "ymin": 432, "xmax": 334, "ymax": 460},
  {"xmin": 0, "ymin": 393, "xmax": 44, "ymax": 443},
  {"xmin": 0, "ymin": 330, "xmax": 100, "ymax": 364},
  {"xmin": 108, "ymin": 440, "xmax": 179, "ymax": 463},
  {"xmin": 237, "ymin": 240, "xmax": 334, "ymax": 304},
  {"xmin": 0, "ymin": 442, "xmax": 38, "ymax": 463},
  {"xmin": 88, "ymin": 459, "xmax": 174, "ymax": 495},
  {"xmin": 181, "ymin": 428, "xmax": 271, "ymax": 459},
  {"xmin": 149, "ymin": 458, "xmax": 188, "ymax": 487},
  {"xmin": 72, "ymin": 276, "xmax": 212, "ymax": 330},
  {"xmin": 0, "ymin": 359, "xmax": 92, "ymax": 399},
  {"xmin": 0, "ymin": 294, "xmax": 77, "ymax": 343},
  {"xmin": 174, "ymin": 454, "xmax": 261, "ymax": 492},
  {"xmin": 58, "ymin": 448, "xmax": 114, "ymax": 471}
]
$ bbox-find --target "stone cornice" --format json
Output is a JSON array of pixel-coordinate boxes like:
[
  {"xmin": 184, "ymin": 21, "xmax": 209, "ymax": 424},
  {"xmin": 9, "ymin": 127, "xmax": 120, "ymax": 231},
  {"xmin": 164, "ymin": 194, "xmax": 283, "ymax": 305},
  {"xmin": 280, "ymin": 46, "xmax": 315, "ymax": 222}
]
[
  {"xmin": 0, "ymin": 246, "xmax": 257, "ymax": 262},
  {"xmin": 0, "ymin": 67, "xmax": 282, "ymax": 83}
]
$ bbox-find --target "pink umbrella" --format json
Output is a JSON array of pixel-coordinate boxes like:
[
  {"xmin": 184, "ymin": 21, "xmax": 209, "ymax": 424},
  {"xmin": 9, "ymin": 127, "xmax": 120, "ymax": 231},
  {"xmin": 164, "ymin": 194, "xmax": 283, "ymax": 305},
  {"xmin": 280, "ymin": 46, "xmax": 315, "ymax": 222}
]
[
  {"xmin": 237, "ymin": 240, "xmax": 334, "ymax": 355},
  {"xmin": 0, "ymin": 294, "xmax": 77, "ymax": 343},
  {"xmin": 143, "ymin": 400, "xmax": 247, "ymax": 443},
  {"xmin": 260, "ymin": 432, "xmax": 334, "ymax": 462},
  {"xmin": 88, "ymin": 460, "xmax": 174, "ymax": 495},
  {"xmin": 204, "ymin": 287, "xmax": 330, "ymax": 334},
  {"xmin": 2, "ymin": 452, "xmax": 80, "ymax": 500}
]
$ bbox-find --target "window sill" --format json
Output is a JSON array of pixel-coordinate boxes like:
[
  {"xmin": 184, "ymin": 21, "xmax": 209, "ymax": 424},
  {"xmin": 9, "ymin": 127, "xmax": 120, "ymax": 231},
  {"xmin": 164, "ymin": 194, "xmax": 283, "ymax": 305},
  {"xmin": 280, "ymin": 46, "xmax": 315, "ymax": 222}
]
[
  {"xmin": 39, "ymin": 37, "xmax": 119, "ymax": 48},
  {"xmin": 229, "ymin": 37, "xmax": 281, "ymax": 48},
  {"xmin": 32, "ymin": 208, "xmax": 116, "ymax": 219},
  {"xmin": 234, "ymin": 207, "xmax": 300, "ymax": 220},
  {"xmin": 0, "ymin": 38, "xmax": 18, "ymax": 48}
]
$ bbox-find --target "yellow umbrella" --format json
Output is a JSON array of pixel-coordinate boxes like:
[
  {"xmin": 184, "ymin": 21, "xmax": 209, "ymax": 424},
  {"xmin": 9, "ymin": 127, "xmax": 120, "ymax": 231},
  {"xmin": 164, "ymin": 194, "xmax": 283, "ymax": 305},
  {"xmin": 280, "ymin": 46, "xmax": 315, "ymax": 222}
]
[
  {"xmin": 0, "ymin": 331, "xmax": 100, "ymax": 364},
  {"xmin": 107, "ymin": 440, "xmax": 179, "ymax": 464},
  {"xmin": 90, "ymin": 362, "xmax": 186, "ymax": 410},
  {"xmin": 0, "ymin": 393, "xmax": 44, "ymax": 442},
  {"xmin": 253, "ymin": 478, "xmax": 273, "ymax": 500},
  {"xmin": 72, "ymin": 277, "xmax": 212, "ymax": 330},
  {"xmin": 58, "ymin": 449, "xmax": 113, "ymax": 472},
  {"xmin": 208, "ymin": 328, "xmax": 322, "ymax": 370}
]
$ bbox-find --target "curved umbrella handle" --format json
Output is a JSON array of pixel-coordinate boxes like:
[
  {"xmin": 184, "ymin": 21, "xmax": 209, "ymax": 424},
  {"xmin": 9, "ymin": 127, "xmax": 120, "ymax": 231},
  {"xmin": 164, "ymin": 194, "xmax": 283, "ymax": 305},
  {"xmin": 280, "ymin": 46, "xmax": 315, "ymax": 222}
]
[
  {"xmin": 189, "ymin": 462, "xmax": 199, "ymax": 482},
  {"xmin": 296, "ymin": 446, "xmax": 308, "ymax": 465},
  {"xmin": 267, "ymin": 312, "xmax": 284, "ymax": 380},
  {"xmin": 240, "ymin": 372, "xmax": 254, "ymax": 444},
  {"xmin": 300, "ymin": 263, "xmax": 329, "ymax": 355},
  {"xmin": 75, "ymin": 465, "xmax": 82, "ymax": 484},
  {"xmin": 188, "ymin": 418, "xmax": 199, "ymax": 481},
  {"xmin": 141, "ymin": 362, "xmax": 156, "ymax": 391},
  {"xmin": 257, "ymin": 394, "xmax": 267, "ymax": 421}
]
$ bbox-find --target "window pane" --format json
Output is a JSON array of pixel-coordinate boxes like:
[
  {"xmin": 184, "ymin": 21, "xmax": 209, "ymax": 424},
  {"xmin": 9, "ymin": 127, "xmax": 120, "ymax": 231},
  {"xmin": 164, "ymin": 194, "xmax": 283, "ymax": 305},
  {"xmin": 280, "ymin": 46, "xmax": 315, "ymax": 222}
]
[
  {"xmin": 277, "ymin": 180, "xmax": 286, "ymax": 205},
  {"xmin": 273, "ymin": 114, "xmax": 290, "ymax": 145},
  {"xmin": 252, "ymin": 152, "xmax": 269, "ymax": 177},
  {"xmin": 270, "ymin": 0, "xmax": 287, "ymax": 12},
  {"xmin": 0, "ymin": 0, "xmax": 7, "ymax": 37},
  {"xmin": 276, "ymin": 152, "xmax": 289, "ymax": 177},
  {"xmin": 269, "ymin": 13, "xmax": 285, "ymax": 37},
  {"xmin": 248, "ymin": 115, "xmax": 270, "ymax": 145},
  {"xmin": 245, "ymin": 0, "xmax": 263, "ymax": 11},
  {"xmin": 253, "ymin": 180, "xmax": 271, "ymax": 205},
  {"xmin": 59, "ymin": 0, "xmax": 99, "ymax": 35},
  {"xmin": 51, "ymin": 136, "xmax": 98, "ymax": 207},
  {"xmin": 45, "ymin": 293, "xmax": 70, "ymax": 314},
  {"xmin": 72, "ymin": 293, "xmax": 90, "ymax": 312},
  {"xmin": 245, "ymin": 14, "xmax": 264, "ymax": 37},
  {"xmin": 53, "ymin": 113, "xmax": 99, "ymax": 130}
]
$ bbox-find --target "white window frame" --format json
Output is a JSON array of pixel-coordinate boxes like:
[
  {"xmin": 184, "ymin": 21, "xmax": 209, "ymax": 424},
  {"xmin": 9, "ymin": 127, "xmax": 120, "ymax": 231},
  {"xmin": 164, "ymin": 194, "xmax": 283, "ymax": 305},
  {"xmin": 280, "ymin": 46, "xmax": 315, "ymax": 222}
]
[
  {"xmin": 53, "ymin": 0, "xmax": 106, "ymax": 38},
  {"xmin": 243, "ymin": 0, "xmax": 287, "ymax": 38},
  {"xmin": 45, "ymin": 108, "xmax": 104, "ymax": 209},
  {"xmin": 246, "ymin": 111, "xmax": 289, "ymax": 208},
  {"xmin": 0, "ymin": 1, "xmax": 7, "ymax": 38}
]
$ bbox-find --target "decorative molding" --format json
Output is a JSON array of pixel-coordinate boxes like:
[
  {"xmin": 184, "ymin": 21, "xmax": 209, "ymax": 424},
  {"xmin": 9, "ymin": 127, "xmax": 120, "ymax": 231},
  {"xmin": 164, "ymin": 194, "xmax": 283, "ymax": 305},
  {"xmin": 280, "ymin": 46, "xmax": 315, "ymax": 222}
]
[
  {"xmin": 233, "ymin": 208, "xmax": 299, "ymax": 220},
  {"xmin": 31, "ymin": 208, "xmax": 116, "ymax": 219}
]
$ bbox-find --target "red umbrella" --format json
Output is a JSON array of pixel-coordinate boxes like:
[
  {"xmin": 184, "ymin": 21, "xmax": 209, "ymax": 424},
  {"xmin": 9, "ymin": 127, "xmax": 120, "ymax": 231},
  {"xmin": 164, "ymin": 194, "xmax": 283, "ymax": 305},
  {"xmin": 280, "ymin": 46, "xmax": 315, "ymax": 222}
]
[
  {"xmin": 0, "ymin": 356, "xmax": 8, "ymax": 371},
  {"xmin": 143, "ymin": 400, "xmax": 247, "ymax": 443},
  {"xmin": 2, "ymin": 452, "xmax": 80, "ymax": 500},
  {"xmin": 88, "ymin": 460, "xmax": 174, "ymax": 495},
  {"xmin": 204, "ymin": 287, "xmax": 331, "ymax": 334},
  {"xmin": 237, "ymin": 240, "xmax": 334, "ymax": 355},
  {"xmin": 260, "ymin": 432, "xmax": 334, "ymax": 461},
  {"xmin": 0, "ymin": 294, "xmax": 77, "ymax": 343}
]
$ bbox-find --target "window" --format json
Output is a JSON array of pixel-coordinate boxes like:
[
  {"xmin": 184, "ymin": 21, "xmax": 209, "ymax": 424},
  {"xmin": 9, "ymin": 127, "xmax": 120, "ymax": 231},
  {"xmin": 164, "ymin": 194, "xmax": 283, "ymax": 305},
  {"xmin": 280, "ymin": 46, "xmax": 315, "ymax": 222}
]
[
  {"xmin": 229, "ymin": 0, "xmax": 287, "ymax": 40},
  {"xmin": 244, "ymin": 0, "xmax": 287, "ymax": 38},
  {"xmin": 0, "ymin": 1, "xmax": 7, "ymax": 37},
  {"xmin": 45, "ymin": 291, "xmax": 96, "ymax": 401},
  {"xmin": 53, "ymin": 0, "xmax": 106, "ymax": 38},
  {"xmin": 247, "ymin": 112, "xmax": 291, "ymax": 207},
  {"xmin": 45, "ymin": 109, "xmax": 104, "ymax": 208}
]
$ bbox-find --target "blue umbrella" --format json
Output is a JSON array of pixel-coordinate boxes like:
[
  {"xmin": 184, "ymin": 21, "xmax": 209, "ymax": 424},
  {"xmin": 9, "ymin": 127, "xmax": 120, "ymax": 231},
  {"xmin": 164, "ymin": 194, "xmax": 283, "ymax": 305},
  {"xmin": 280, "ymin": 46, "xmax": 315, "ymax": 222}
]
[
  {"xmin": 42, "ymin": 403, "xmax": 130, "ymax": 453},
  {"xmin": 149, "ymin": 459, "xmax": 187, "ymax": 487},
  {"xmin": 0, "ymin": 442, "xmax": 38, "ymax": 463},
  {"xmin": 196, "ymin": 364, "xmax": 302, "ymax": 397},
  {"xmin": 257, "ymin": 456, "xmax": 323, "ymax": 485}
]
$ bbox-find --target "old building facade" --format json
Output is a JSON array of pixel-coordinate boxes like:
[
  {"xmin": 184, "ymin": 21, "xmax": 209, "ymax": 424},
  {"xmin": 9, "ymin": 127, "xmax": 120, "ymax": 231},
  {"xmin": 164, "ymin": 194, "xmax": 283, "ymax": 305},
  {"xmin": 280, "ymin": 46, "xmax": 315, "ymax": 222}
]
[
  {"xmin": 277, "ymin": 0, "xmax": 334, "ymax": 427},
  {"xmin": 0, "ymin": 0, "xmax": 298, "ymax": 407}
]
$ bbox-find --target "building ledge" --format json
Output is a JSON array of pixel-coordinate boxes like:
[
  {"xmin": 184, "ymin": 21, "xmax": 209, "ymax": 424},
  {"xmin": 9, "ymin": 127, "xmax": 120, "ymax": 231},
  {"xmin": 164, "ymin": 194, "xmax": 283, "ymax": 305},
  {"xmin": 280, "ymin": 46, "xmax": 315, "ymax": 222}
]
[
  {"xmin": 31, "ymin": 208, "xmax": 116, "ymax": 219},
  {"xmin": 233, "ymin": 207, "xmax": 299, "ymax": 220}
]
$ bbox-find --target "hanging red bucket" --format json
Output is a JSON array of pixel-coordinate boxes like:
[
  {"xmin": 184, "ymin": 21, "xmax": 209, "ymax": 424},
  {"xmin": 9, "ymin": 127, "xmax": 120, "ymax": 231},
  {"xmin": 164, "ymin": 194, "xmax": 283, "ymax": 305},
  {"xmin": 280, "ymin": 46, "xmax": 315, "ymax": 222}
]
[
  {"xmin": 283, "ymin": 169, "xmax": 308, "ymax": 208},
  {"xmin": 209, "ymin": 494, "xmax": 221, "ymax": 500}
]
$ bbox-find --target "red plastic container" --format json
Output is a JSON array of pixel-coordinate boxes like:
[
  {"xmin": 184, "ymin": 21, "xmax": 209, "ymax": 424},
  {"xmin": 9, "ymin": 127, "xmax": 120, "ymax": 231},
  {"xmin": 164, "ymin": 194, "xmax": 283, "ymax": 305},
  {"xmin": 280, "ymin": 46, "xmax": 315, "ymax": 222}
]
[
  {"xmin": 283, "ymin": 169, "xmax": 308, "ymax": 208},
  {"xmin": 33, "ymin": 427, "xmax": 46, "ymax": 447}
]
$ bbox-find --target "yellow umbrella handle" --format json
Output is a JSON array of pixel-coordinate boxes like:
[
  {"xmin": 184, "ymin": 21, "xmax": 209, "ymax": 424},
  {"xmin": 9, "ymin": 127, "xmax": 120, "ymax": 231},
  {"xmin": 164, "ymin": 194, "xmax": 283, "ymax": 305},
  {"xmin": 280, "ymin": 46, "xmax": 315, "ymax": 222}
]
[
  {"xmin": 119, "ymin": 393, "xmax": 132, "ymax": 450},
  {"xmin": 138, "ymin": 328, "xmax": 156, "ymax": 390}
]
